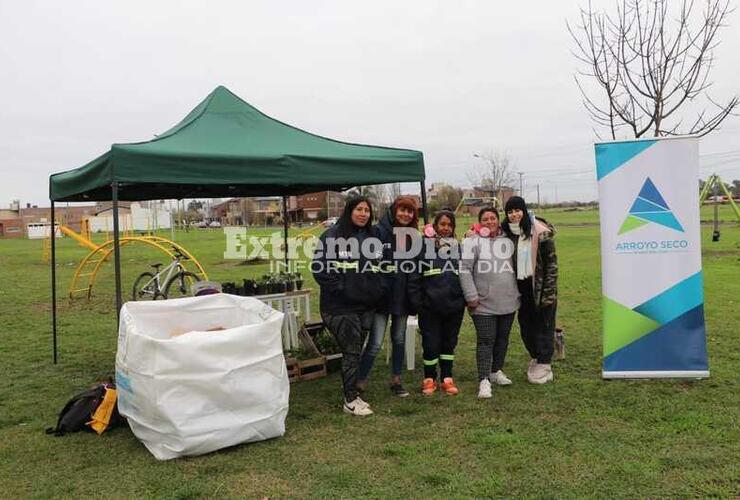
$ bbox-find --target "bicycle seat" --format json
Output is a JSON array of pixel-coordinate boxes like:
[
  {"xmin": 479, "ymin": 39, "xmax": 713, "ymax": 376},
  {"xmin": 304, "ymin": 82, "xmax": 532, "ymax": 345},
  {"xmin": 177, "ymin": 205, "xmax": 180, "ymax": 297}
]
[{"xmin": 150, "ymin": 263, "xmax": 163, "ymax": 270}]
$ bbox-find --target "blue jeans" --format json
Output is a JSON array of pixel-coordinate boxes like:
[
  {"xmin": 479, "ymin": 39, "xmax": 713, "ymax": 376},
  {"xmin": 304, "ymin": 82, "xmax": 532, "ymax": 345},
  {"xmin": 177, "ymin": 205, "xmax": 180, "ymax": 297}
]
[{"xmin": 357, "ymin": 313, "xmax": 408, "ymax": 380}]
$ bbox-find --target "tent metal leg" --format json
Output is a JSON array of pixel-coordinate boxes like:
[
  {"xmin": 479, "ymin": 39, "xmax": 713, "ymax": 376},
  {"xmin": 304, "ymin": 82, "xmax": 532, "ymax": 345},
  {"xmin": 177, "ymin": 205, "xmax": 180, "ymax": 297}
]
[
  {"xmin": 112, "ymin": 182, "xmax": 122, "ymax": 323},
  {"xmin": 51, "ymin": 200, "xmax": 57, "ymax": 364},
  {"xmin": 420, "ymin": 180, "xmax": 429, "ymax": 225},
  {"xmin": 282, "ymin": 196, "xmax": 289, "ymax": 267}
]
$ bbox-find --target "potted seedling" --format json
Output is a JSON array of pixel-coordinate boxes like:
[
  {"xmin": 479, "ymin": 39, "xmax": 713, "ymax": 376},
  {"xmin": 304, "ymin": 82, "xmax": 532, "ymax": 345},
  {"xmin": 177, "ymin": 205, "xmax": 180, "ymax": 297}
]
[
  {"xmin": 275, "ymin": 274, "xmax": 287, "ymax": 293},
  {"xmin": 222, "ymin": 281, "xmax": 237, "ymax": 295},
  {"xmin": 242, "ymin": 279, "xmax": 257, "ymax": 296},
  {"xmin": 256, "ymin": 277, "xmax": 269, "ymax": 295}
]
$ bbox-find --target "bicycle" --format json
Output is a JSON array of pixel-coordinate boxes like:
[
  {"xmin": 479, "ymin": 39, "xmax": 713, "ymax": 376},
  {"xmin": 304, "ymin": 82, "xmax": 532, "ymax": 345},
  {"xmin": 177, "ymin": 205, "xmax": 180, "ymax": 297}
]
[{"xmin": 132, "ymin": 248, "xmax": 201, "ymax": 300}]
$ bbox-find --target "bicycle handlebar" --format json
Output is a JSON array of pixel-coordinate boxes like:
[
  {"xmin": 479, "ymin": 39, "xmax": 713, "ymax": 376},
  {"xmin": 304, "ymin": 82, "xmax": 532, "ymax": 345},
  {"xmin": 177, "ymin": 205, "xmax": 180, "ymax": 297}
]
[{"xmin": 172, "ymin": 247, "xmax": 190, "ymax": 260}]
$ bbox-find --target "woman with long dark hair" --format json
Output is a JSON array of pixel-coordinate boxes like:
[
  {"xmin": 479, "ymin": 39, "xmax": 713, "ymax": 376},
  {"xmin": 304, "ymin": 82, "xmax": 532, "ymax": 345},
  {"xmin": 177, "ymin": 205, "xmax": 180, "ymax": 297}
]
[
  {"xmin": 501, "ymin": 196, "xmax": 558, "ymax": 384},
  {"xmin": 311, "ymin": 195, "xmax": 384, "ymax": 415},
  {"xmin": 356, "ymin": 195, "xmax": 419, "ymax": 397}
]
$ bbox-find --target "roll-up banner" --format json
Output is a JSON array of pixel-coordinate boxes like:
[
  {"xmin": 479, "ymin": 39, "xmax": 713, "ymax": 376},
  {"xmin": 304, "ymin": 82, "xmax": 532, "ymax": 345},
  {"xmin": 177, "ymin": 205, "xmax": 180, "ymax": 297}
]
[{"xmin": 595, "ymin": 136, "xmax": 709, "ymax": 379}]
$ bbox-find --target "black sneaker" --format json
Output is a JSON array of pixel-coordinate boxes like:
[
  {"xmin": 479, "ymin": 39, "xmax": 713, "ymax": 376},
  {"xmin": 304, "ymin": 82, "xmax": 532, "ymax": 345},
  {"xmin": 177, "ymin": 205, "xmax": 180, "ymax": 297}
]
[{"xmin": 390, "ymin": 383, "xmax": 410, "ymax": 397}]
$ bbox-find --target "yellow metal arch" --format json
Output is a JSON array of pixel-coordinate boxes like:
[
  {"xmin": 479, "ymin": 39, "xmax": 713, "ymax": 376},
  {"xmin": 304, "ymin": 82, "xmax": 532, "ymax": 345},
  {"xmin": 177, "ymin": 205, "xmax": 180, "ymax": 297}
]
[
  {"xmin": 69, "ymin": 236, "xmax": 208, "ymax": 299},
  {"xmin": 296, "ymin": 222, "xmax": 323, "ymax": 240}
]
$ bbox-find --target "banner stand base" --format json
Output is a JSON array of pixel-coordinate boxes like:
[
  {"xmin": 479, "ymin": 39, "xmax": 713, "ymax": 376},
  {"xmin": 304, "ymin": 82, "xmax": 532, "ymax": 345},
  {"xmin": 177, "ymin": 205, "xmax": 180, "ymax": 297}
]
[{"xmin": 603, "ymin": 370, "xmax": 710, "ymax": 379}]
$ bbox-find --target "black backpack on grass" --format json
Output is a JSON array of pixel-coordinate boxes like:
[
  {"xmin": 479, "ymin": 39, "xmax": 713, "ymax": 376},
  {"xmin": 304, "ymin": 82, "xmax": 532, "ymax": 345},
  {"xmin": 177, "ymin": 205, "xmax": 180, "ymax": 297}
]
[{"xmin": 45, "ymin": 381, "xmax": 122, "ymax": 436}]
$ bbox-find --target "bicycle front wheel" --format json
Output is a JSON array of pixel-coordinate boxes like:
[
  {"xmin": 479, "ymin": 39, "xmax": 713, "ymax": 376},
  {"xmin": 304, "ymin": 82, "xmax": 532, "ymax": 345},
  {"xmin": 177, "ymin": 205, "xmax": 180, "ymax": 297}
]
[
  {"xmin": 163, "ymin": 271, "xmax": 200, "ymax": 299},
  {"xmin": 132, "ymin": 272, "xmax": 162, "ymax": 301}
]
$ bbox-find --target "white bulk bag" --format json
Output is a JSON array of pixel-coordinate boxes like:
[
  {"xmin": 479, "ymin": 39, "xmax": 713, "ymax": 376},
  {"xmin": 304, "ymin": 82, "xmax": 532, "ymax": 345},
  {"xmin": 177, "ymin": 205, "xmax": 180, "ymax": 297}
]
[{"xmin": 115, "ymin": 294, "xmax": 289, "ymax": 460}]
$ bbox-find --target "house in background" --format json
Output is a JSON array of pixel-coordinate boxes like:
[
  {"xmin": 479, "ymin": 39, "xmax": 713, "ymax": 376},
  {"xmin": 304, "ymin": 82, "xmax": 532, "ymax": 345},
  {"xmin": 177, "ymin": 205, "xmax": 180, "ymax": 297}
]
[
  {"xmin": 88, "ymin": 202, "xmax": 171, "ymax": 232},
  {"xmin": 458, "ymin": 185, "xmax": 515, "ymax": 217},
  {"xmin": 211, "ymin": 198, "xmax": 249, "ymax": 225},
  {"xmin": 295, "ymin": 191, "xmax": 343, "ymax": 222},
  {"xmin": 0, "ymin": 216, "xmax": 24, "ymax": 238},
  {"xmin": 0, "ymin": 200, "xmax": 23, "ymax": 238},
  {"xmin": 1, "ymin": 200, "xmax": 102, "ymax": 238},
  {"xmin": 252, "ymin": 196, "xmax": 283, "ymax": 225},
  {"xmin": 425, "ymin": 182, "xmax": 448, "ymax": 203}
]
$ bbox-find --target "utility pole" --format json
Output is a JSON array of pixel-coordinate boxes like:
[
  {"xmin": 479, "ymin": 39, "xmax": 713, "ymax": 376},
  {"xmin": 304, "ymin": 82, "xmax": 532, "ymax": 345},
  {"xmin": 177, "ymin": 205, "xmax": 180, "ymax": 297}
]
[
  {"xmin": 537, "ymin": 184, "xmax": 541, "ymax": 209},
  {"xmin": 517, "ymin": 172, "xmax": 524, "ymax": 196},
  {"xmin": 712, "ymin": 174, "xmax": 720, "ymax": 242}
]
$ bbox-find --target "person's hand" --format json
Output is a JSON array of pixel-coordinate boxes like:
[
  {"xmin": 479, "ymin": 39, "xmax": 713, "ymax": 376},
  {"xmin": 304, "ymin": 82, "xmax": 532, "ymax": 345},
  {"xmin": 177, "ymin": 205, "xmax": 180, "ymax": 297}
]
[{"xmin": 467, "ymin": 299, "xmax": 479, "ymax": 310}]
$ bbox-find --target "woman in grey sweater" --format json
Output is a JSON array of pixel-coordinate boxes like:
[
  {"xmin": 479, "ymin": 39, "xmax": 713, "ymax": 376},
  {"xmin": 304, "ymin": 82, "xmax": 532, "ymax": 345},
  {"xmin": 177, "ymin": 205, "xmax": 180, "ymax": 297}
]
[{"xmin": 459, "ymin": 207, "xmax": 520, "ymax": 399}]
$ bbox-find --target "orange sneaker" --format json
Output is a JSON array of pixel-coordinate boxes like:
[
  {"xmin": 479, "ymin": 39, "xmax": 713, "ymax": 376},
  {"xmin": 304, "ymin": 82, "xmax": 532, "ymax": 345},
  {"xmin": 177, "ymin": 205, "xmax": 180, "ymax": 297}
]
[
  {"xmin": 440, "ymin": 377, "xmax": 459, "ymax": 395},
  {"xmin": 421, "ymin": 378, "xmax": 437, "ymax": 396}
]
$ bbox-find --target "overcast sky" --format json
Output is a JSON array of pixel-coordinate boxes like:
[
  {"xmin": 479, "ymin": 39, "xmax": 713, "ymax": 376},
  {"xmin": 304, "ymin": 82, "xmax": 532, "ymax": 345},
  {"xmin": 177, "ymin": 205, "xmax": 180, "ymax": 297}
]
[{"xmin": 1, "ymin": 0, "xmax": 738, "ymax": 206}]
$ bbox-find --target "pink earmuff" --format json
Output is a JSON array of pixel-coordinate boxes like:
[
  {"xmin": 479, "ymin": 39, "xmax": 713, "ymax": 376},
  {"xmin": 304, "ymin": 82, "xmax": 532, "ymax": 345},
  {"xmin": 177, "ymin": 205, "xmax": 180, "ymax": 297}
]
[{"xmin": 471, "ymin": 223, "xmax": 491, "ymax": 237}]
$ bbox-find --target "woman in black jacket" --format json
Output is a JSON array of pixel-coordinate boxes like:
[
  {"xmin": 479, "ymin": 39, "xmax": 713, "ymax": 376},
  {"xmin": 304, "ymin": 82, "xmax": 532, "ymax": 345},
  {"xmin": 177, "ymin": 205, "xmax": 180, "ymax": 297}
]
[
  {"xmin": 501, "ymin": 196, "xmax": 558, "ymax": 385},
  {"xmin": 356, "ymin": 196, "xmax": 419, "ymax": 397},
  {"xmin": 411, "ymin": 210, "xmax": 466, "ymax": 396},
  {"xmin": 312, "ymin": 196, "xmax": 384, "ymax": 416}
]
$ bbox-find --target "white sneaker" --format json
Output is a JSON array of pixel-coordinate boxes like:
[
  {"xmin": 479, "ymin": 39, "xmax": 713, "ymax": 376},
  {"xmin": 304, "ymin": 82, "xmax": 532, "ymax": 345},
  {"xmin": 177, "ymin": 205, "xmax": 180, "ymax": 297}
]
[
  {"xmin": 490, "ymin": 370, "xmax": 513, "ymax": 386},
  {"xmin": 343, "ymin": 397, "xmax": 373, "ymax": 416},
  {"xmin": 528, "ymin": 363, "xmax": 553, "ymax": 384},
  {"xmin": 478, "ymin": 378, "xmax": 493, "ymax": 399}
]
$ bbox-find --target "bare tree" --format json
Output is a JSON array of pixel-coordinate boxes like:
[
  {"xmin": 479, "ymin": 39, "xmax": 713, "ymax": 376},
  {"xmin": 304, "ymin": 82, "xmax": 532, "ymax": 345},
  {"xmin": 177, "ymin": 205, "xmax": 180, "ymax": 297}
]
[
  {"xmin": 568, "ymin": 0, "xmax": 738, "ymax": 139},
  {"xmin": 346, "ymin": 185, "xmax": 381, "ymax": 213},
  {"xmin": 428, "ymin": 185, "xmax": 464, "ymax": 214},
  {"xmin": 372, "ymin": 183, "xmax": 400, "ymax": 207},
  {"xmin": 467, "ymin": 151, "xmax": 517, "ymax": 195}
]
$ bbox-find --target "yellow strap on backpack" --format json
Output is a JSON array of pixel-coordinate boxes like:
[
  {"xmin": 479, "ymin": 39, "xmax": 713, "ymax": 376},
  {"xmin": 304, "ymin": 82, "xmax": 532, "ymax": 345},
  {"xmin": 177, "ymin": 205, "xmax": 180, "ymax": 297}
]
[{"xmin": 88, "ymin": 387, "xmax": 117, "ymax": 435}]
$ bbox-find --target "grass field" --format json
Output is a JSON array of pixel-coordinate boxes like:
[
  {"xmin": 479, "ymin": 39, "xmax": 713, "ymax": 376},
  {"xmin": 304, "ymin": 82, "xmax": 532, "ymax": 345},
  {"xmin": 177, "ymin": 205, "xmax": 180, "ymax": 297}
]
[{"xmin": 1, "ymin": 206, "xmax": 738, "ymax": 498}]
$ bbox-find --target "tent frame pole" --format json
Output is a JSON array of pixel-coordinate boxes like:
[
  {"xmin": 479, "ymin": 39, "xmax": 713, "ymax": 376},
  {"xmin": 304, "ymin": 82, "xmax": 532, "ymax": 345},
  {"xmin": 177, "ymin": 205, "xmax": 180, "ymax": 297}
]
[
  {"xmin": 282, "ymin": 196, "xmax": 289, "ymax": 268},
  {"xmin": 420, "ymin": 180, "xmax": 429, "ymax": 224},
  {"xmin": 112, "ymin": 182, "xmax": 123, "ymax": 324},
  {"xmin": 51, "ymin": 200, "xmax": 58, "ymax": 364}
]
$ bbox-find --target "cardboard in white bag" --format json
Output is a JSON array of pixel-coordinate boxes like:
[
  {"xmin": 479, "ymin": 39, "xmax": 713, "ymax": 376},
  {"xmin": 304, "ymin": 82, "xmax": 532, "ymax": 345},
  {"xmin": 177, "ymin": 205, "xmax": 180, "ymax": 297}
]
[{"xmin": 116, "ymin": 294, "xmax": 289, "ymax": 460}]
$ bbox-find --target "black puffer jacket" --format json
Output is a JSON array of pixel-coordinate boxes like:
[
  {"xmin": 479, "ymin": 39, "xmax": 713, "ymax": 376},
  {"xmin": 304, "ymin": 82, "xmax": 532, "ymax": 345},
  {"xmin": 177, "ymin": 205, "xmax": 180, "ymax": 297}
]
[
  {"xmin": 311, "ymin": 223, "xmax": 385, "ymax": 315},
  {"xmin": 408, "ymin": 238, "xmax": 465, "ymax": 315},
  {"xmin": 375, "ymin": 208, "xmax": 419, "ymax": 317}
]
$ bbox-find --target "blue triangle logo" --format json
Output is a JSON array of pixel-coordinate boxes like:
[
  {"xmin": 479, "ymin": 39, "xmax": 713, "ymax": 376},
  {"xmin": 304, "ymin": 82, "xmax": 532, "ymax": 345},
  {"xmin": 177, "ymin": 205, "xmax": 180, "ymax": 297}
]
[
  {"xmin": 619, "ymin": 178, "xmax": 684, "ymax": 234},
  {"xmin": 637, "ymin": 178, "xmax": 670, "ymax": 209},
  {"xmin": 595, "ymin": 140, "xmax": 657, "ymax": 180}
]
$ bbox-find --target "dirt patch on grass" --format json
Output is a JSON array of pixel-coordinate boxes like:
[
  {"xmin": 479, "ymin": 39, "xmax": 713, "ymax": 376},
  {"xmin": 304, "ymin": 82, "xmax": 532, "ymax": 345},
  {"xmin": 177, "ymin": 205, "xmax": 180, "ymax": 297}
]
[
  {"xmin": 703, "ymin": 250, "xmax": 739, "ymax": 257},
  {"xmin": 29, "ymin": 302, "xmax": 51, "ymax": 314},
  {"xmin": 223, "ymin": 470, "xmax": 302, "ymax": 497}
]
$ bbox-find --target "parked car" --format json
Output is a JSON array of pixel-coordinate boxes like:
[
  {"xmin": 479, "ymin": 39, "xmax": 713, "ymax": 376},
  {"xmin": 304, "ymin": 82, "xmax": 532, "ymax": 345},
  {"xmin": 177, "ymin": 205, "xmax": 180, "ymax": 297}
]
[
  {"xmin": 209, "ymin": 221, "xmax": 222, "ymax": 228},
  {"xmin": 322, "ymin": 217, "xmax": 339, "ymax": 227}
]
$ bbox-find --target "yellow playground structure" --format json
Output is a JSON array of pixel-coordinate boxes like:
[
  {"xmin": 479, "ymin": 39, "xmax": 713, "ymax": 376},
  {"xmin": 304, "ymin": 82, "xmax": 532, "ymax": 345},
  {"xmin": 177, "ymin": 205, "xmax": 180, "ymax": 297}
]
[
  {"xmin": 43, "ymin": 223, "xmax": 207, "ymax": 299},
  {"xmin": 295, "ymin": 221, "xmax": 326, "ymax": 240}
]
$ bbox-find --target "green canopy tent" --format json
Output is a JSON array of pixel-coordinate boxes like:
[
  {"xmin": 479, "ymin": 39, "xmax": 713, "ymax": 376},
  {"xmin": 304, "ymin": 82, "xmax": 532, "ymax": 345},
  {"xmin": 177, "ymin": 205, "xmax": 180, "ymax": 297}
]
[{"xmin": 48, "ymin": 86, "xmax": 427, "ymax": 362}]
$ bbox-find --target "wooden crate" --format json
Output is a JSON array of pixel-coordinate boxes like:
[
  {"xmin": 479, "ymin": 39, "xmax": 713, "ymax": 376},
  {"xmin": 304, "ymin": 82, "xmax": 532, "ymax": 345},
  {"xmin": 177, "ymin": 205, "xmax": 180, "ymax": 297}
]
[
  {"xmin": 285, "ymin": 356, "xmax": 301, "ymax": 383},
  {"xmin": 284, "ymin": 355, "xmax": 327, "ymax": 383}
]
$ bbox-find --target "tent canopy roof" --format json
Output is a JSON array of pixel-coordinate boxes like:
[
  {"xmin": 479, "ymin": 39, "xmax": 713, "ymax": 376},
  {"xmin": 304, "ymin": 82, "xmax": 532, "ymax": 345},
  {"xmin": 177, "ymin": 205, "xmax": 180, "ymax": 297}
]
[{"xmin": 49, "ymin": 86, "xmax": 425, "ymax": 201}]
